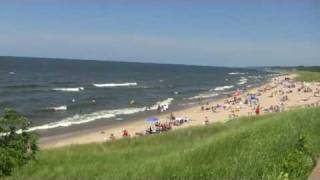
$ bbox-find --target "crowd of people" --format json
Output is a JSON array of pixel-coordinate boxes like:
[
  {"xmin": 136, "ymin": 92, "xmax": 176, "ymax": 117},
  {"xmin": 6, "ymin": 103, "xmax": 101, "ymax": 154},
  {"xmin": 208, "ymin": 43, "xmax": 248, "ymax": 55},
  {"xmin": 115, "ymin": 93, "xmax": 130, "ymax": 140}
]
[
  {"xmin": 199, "ymin": 76, "xmax": 320, "ymax": 122},
  {"xmin": 108, "ymin": 112, "xmax": 192, "ymax": 140},
  {"xmin": 107, "ymin": 75, "xmax": 320, "ymax": 142}
]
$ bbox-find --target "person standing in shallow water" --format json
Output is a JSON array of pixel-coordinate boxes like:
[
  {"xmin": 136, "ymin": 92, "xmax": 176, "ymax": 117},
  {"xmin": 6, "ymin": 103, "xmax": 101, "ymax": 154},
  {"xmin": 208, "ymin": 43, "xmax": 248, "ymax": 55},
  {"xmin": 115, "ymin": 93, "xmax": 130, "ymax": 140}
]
[{"xmin": 157, "ymin": 105, "xmax": 161, "ymax": 113}]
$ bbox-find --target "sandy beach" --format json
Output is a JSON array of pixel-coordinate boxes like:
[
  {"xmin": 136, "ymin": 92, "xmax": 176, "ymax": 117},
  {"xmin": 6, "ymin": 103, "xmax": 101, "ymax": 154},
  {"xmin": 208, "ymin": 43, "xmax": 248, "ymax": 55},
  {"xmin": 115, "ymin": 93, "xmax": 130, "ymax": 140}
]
[{"xmin": 40, "ymin": 73, "xmax": 320, "ymax": 149}]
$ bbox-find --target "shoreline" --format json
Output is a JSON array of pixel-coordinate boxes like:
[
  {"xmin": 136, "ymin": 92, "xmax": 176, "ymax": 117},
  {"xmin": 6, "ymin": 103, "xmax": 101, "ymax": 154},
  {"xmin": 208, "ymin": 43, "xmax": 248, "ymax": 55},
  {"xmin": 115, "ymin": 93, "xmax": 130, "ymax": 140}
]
[
  {"xmin": 35, "ymin": 80, "xmax": 267, "ymax": 139},
  {"xmin": 40, "ymin": 73, "xmax": 320, "ymax": 149},
  {"xmin": 38, "ymin": 75, "xmax": 275, "ymax": 149},
  {"xmin": 38, "ymin": 94, "xmax": 228, "ymax": 148}
]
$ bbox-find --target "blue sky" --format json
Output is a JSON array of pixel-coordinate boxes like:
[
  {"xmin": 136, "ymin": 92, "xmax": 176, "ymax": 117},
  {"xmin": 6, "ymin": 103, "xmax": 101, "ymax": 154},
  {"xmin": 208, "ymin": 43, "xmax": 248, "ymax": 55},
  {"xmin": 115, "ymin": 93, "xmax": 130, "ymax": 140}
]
[{"xmin": 0, "ymin": 0, "xmax": 319, "ymax": 66}]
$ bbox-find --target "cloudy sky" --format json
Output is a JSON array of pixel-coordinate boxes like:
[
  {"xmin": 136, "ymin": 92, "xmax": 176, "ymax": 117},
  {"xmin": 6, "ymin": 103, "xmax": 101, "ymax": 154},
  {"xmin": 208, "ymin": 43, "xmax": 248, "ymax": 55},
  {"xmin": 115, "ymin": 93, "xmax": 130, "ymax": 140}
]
[{"xmin": 0, "ymin": 0, "xmax": 319, "ymax": 66}]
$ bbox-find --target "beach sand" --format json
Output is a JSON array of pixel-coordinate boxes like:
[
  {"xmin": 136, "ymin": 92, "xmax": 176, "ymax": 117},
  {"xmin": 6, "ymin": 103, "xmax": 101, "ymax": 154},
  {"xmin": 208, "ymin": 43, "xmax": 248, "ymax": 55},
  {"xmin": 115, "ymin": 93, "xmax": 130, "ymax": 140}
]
[{"xmin": 40, "ymin": 74, "xmax": 320, "ymax": 149}]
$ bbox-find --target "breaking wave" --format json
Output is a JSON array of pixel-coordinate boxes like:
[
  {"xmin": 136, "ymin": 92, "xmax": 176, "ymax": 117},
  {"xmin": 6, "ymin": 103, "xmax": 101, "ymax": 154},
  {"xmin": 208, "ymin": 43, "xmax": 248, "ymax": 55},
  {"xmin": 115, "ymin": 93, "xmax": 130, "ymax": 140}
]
[
  {"xmin": 237, "ymin": 77, "xmax": 248, "ymax": 85},
  {"xmin": 93, "ymin": 82, "xmax": 137, "ymax": 87},
  {"xmin": 185, "ymin": 93, "xmax": 219, "ymax": 100},
  {"xmin": 52, "ymin": 87, "xmax": 84, "ymax": 92},
  {"xmin": 228, "ymin": 72, "xmax": 247, "ymax": 75},
  {"xmin": 25, "ymin": 98, "xmax": 174, "ymax": 131},
  {"xmin": 214, "ymin": 85, "xmax": 234, "ymax": 91},
  {"xmin": 149, "ymin": 98, "xmax": 174, "ymax": 110},
  {"xmin": 27, "ymin": 107, "xmax": 146, "ymax": 131},
  {"xmin": 46, "ymin": 105, "xmax": 67, "ymax": 111}
]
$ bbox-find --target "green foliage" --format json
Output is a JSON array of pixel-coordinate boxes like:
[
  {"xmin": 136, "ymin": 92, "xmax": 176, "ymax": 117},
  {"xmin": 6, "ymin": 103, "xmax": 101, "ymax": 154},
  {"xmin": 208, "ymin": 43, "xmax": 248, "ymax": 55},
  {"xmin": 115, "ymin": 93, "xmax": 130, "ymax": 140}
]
[
  {"xmin": 0, "ymin": 108, "xmax": 38, "ymax": 177},
  {"xmin": 296, "ymin": 66, "xmax": 320, "ymax": 73},
  {"xmin": 295, "ymin": 71, "xmax": 320, "ymax": 82},
  {"xmin": 4, "ymin": 108, "xmax": 320, "ymax": 180},
  {"xmin": 279, "ymin": 134, "xmax": 315, "ymax": 180}
]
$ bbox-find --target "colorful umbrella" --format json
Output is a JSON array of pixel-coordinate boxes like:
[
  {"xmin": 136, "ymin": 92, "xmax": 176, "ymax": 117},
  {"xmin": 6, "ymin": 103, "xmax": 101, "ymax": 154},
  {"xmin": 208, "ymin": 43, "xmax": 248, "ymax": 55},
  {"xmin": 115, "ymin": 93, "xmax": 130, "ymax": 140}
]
[{"xmin": 145, "ymin": 117, "xmax": 159, "ymax": 124}]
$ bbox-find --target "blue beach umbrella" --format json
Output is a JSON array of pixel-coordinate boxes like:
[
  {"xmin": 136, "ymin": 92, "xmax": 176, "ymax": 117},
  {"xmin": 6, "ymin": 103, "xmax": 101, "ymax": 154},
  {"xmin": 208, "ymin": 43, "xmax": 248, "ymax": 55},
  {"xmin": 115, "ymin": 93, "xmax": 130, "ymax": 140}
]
[{"xmin": 145, "ymin": 117, "xmax": 159, "ymax": 124}]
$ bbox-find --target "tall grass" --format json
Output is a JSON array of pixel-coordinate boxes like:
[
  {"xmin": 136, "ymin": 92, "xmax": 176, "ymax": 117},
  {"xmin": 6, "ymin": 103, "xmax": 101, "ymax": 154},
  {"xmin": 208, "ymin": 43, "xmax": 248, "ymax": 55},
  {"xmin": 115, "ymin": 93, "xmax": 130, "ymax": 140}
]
[
  {"xmin": 295, "ymin": 70, "xmax": 320, "ymax": 82},
  {"xmin": 5, "ymin": 107, "xmax": 320, "ymax": 180}
]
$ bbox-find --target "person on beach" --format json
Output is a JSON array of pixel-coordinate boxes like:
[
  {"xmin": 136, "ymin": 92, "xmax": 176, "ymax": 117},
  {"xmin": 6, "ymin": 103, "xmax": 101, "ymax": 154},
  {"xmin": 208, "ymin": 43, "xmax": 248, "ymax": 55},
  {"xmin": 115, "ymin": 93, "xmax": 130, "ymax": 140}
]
[
  {"xmin": 109, "ymin": 133, "xmax": 115, "ymax": 140},
  {"xmin": 122, "ymin": 129, "xmax": 129, "ymax": 137},
  {"xmin": 147, "ymin": 126, "xmax": 152, "ymax": 134},
  {"xmin": 129, "ymin": 100, "xmax": 136, "ymax": 105},
  {"xmin": 170, "ymin": 112, "xmax": 175, "ymax": 120},
  {"xmin": 255, "ymin": 105, "xmax": 260, "ymax": 115},
  {"xmin": 203, "ymin": 116, "xmax": 209, "ymax": 125}
]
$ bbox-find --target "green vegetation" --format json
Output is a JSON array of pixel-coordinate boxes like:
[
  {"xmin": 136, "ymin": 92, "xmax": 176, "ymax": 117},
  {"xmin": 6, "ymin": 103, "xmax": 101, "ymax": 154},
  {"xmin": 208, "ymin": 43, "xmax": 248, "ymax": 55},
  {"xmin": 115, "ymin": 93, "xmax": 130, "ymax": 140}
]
[
  {"xmin": 296, "ymin": 66, "xmax": 320, "ymax": 73},
  {"xmin": 277, "ymin": 66, "xmax": 320, "ymax": 82},
  {"xmin": 4, "ymin": 107, "xmax": 320, "ymax": 180},
  {"xmin": 295, "ymin": 70, "xmax": 320, "ymax": 82},
  {"xmin": 291, "ymin": 66, "xmax": 320, "ymax": 82},
  {"xmin": 0, "ymin": 109, "xmax": 38, "ymax": 177}
]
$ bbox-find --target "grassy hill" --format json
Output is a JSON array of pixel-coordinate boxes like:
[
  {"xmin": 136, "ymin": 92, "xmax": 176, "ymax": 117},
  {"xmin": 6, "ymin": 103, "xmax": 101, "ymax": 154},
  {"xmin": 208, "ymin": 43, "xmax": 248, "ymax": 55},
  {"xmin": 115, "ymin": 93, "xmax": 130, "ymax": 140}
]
[{"xmin": 5, "ymin": 107, "xmax": 320, "ymax": 180}]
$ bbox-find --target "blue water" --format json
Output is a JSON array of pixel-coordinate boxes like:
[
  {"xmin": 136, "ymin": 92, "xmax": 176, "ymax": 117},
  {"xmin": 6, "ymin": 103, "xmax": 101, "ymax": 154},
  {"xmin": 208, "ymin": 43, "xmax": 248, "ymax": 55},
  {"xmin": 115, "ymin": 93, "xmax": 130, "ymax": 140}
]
[{"xmin": 0, "ymin": 56, "xmax": 271, "ymax": 132}]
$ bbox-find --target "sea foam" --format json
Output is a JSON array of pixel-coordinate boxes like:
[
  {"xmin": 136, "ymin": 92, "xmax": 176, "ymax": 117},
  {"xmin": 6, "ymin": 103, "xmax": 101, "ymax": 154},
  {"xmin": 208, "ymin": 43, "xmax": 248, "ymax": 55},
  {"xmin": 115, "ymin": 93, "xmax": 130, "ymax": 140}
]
[
  {"xmin": 186, "ymin": 93, "xmax": 219, "ymax": 100},
  {"xmin": 214, "ymin": 85, "xmax": 234, "ymax": 91},
  {"xmin": 228, "ymin": 72, "xmax": 247, "ymax": 75},
  {"xmin": 93, "ymin": 82, "xmax": 137, "ymax": 87},
  {"xmin": 47, "ymin": 105, "xmax": 67, "ymax": 111},
  {"xmin": 27, "ymin": 107, "xmax": 147, "ymax": 131},
  {"xmin": 237, "ymin": 77, "xmax": 248, "ymax": 85},
  {"xmin": 52, "ymin": 87, "xmax": 84, "ymax": 92},
  {"xmin": 149, "ymin": 98, "xmax": 174, "ymax": 110},
  {"xmin": 26, "ymin": 98, "xmax": 174, "ymax": 131}
]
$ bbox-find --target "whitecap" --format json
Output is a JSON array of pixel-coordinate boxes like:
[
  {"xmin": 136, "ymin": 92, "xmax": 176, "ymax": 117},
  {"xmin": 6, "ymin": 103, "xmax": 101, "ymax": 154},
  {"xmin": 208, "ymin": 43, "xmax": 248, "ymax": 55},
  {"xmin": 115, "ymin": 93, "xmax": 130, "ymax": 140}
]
[
  {"xmin": 149, "ymin": 98, "xmax": 174, "ymax": 110},
  {"xmin": 52, "ymin": 87, "xmax": 84, "ymax": 92},
  {"xmin": 93, "ymin": 82, "xmax": 137, "ymax": 87},
  {"xmin": 185, "ymin": 93, "xmax": 219, "ymax": 100},
  {"xmin": 47, "ymin": 105, "xmax": 67, "ymax": 111},
  {"xmin": 228, "ymin": 72, "xmax": 247, "ymax": 75},
  {"xmin": 214, "ymin": 85, "xmax": 234, "ymax": 91},
  {"xmin": 27, "ymin": 107, "xmax": 147, "ymax": 131},
  {"xmin": 237, "ymin": 77, "xmax": 248, "ymax": 85},
  {"xmin": 248, "ymin": 75, "xmax": 262, "ymax": 79},
  {"xmin": 25, "ymin": 98, "xmax": 174, "ymax": 132}
]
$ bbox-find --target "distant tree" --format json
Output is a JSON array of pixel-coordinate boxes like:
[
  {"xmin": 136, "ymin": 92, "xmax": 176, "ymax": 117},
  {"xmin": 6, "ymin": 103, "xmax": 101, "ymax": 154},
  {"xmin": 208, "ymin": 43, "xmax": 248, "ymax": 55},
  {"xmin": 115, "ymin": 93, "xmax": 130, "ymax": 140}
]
[{"xmin": 0, "ymin": 108, "xmax": 38, "ymax": 177}]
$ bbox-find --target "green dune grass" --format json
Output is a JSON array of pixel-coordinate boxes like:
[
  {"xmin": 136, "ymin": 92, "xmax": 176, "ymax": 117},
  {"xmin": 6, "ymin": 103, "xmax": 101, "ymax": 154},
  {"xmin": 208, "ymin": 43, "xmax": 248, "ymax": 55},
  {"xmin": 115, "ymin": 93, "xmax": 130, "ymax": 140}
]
[
  {"xmin": 5, "ymin": 107, "xmax": 320, "ymax": 180},
  {"xmin": 295, "ymin": 70, "xmax": 320, "ymax": 82}
]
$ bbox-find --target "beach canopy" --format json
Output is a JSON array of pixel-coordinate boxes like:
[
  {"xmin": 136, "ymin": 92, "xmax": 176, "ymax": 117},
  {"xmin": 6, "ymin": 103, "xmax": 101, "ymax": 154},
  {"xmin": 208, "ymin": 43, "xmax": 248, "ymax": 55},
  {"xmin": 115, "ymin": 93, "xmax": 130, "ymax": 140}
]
[{"xmin": 145, "ymin": 117, "xmax": 159, "ymax": 124}]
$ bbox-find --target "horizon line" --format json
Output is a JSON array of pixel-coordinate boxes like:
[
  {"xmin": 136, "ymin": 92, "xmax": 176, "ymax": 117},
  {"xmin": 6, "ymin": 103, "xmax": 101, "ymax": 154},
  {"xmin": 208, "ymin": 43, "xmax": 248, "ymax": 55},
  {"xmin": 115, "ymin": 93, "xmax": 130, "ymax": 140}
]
[{"xmin": 1, "ymin": 55, "xmax": 317, "ymax": 69}]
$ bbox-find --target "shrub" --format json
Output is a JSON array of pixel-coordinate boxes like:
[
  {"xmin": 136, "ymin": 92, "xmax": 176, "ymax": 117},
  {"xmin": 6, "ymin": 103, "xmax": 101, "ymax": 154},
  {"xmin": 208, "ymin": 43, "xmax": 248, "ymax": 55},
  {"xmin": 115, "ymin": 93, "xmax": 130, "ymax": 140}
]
[{"xmin": 0, "ymin": 108, "xmax": 38, "ymax": 177}]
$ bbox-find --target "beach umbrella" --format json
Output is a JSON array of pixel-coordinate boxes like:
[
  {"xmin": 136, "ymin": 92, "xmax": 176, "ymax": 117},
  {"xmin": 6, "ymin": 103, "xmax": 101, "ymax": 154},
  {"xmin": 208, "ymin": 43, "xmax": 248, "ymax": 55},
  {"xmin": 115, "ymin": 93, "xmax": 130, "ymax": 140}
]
[{"xmin": 145, "ymin": 117, "xmax": 159, "ymax": 124}]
